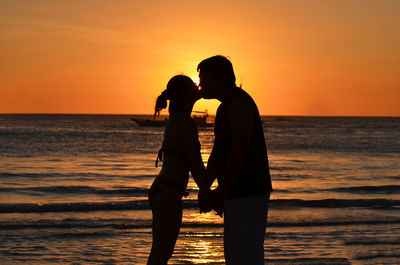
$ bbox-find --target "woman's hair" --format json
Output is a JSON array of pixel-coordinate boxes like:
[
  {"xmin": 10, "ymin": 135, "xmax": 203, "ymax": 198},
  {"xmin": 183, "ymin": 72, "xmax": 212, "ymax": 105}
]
[{"xmin": 154, "ymin": 75, "xmax": 197, "ymax": 119}]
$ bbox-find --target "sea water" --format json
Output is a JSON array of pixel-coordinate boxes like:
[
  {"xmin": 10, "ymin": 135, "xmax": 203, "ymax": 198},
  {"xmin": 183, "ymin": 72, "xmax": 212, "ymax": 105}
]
[{"xmin": 0, "ymin": 114, "xmax": 399, "ymax": 264}]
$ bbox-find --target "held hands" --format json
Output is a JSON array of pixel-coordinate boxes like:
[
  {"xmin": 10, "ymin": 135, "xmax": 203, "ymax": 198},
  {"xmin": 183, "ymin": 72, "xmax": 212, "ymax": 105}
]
[{"xmin": 198, "ymin": 187, "xmax": 225, "ymax": 217}]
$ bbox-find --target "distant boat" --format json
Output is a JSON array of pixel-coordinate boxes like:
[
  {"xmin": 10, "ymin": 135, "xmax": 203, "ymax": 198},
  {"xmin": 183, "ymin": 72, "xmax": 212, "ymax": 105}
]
[
  {"xmin": 130, "ymin": 118, "xmax": 168, "ymax": 127},
  {"xmin": 131, "ymin": 110, "xmax": 214, "ymax": 128}
]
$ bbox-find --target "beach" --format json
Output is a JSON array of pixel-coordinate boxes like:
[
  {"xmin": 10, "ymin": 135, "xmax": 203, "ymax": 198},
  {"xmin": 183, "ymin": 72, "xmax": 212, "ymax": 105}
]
[{"xmin": 1, "ymin": 114, "xmax": 399, "ymax": 264}]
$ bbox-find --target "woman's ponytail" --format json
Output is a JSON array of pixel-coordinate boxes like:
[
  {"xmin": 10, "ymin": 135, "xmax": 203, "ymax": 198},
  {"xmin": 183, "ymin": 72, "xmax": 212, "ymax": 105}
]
[{"xmin": 153, "ymin": 90, "xmax": 168, "ymax": 119}]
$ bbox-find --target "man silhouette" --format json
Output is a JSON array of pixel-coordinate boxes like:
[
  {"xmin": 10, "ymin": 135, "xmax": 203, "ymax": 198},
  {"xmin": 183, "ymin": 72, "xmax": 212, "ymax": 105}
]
[{"xmin": 198, "ymin": 55, "xmax": 273, "ymax": 265}]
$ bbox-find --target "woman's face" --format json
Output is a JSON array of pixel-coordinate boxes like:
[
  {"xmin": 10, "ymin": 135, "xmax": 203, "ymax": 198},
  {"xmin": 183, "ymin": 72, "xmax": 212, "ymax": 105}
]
[
  {"xmin": 182, "ymin": 83, "xmax": 200, "ymax": 107},
  {"xmin": 169, "ymin": 82, "xmax": 199, "ymax": 114},
  {"xmin": 191, "ymin": 83, "xmax": 201, "ymax": 102}
]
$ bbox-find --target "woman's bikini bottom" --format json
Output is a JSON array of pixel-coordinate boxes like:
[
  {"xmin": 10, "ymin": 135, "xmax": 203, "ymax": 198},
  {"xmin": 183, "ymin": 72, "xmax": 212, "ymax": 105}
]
[{"xmin": 149, "ymin": 179, "xmax": 189, "ymax": 201}]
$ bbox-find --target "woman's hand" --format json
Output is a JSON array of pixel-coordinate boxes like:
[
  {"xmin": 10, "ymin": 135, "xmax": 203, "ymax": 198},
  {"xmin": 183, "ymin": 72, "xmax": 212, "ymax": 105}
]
[{"xmin": 198, "ymin": 188, "xmax": 212, "ymax": 213}]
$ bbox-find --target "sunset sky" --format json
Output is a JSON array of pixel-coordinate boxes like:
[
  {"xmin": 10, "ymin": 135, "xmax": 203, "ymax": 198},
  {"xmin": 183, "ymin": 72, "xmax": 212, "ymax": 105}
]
[{"xmin": 0, "ymin": 0, "xmax": 399, "ymax": 116}]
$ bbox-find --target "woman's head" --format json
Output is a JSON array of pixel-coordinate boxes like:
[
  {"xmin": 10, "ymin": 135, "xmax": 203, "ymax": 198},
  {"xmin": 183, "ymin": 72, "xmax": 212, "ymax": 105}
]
[{"xmin": 154, "ymin": 75, "xmax": 199, "ymax": 119}]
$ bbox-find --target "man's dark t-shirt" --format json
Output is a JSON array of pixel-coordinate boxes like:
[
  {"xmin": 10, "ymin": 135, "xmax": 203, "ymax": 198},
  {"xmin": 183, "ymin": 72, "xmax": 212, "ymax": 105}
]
[{"xmin": 213, "ymin": 87, "xmax": 273, "ymax": 199}]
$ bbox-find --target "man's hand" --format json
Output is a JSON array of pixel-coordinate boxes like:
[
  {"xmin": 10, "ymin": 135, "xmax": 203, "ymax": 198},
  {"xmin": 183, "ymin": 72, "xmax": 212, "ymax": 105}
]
[{"xmin": 210, "ymin": 187, "xmax": 225, "ymax": 217}]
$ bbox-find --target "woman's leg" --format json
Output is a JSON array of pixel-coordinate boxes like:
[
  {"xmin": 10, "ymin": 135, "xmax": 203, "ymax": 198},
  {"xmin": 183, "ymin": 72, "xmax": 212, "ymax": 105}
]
[{"xmin": 148, "ymin": 188, "xmax": 182, "ymax": 265}]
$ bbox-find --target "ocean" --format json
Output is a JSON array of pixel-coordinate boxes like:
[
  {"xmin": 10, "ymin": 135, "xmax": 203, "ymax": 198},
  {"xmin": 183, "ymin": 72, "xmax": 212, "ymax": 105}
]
[{"xmin": 0, "ymin": 114, "xmax": 399, "ymax": 264}]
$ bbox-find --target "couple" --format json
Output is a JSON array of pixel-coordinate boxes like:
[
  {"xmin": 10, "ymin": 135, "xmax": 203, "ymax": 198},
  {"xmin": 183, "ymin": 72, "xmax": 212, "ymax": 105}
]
[{"xmin": 147, "ymin": 56, "xmax": 273, "ymax": 265}]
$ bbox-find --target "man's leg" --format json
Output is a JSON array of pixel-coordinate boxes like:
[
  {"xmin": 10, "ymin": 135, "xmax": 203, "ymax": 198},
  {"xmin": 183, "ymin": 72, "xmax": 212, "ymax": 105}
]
[{"xmin": 224, "ymin": 194, "xmax": 269, "ymax": 265}]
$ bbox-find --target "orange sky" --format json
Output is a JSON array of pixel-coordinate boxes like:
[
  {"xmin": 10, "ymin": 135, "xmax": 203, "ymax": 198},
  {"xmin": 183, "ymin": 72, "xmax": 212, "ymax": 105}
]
[{"xmin": 0, "ymin": 0, "xmax": 399, "ymax": 116}]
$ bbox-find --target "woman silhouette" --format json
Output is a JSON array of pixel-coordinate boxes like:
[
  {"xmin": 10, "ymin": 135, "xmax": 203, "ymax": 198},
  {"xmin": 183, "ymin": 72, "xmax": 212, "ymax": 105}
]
[{"xmin": 147, "ymin": 75, "xmax": 211, "ymax": 265}]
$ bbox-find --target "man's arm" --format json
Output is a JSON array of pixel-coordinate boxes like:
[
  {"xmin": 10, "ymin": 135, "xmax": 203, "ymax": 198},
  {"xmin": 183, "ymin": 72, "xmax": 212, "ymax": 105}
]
[
  {"xmin": 205, "ymin": 143, "xmax": 218, "ymax": 188},
  {"xmin": 215, "ymin": 97, "xmax": 255, "ymax": 198}
]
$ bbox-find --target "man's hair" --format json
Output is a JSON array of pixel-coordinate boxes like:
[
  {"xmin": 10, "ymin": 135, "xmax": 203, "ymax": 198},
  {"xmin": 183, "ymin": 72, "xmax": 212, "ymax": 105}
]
[{"xmin": 197, "ymin": 55, "xmax": 236, "ymax": 84}]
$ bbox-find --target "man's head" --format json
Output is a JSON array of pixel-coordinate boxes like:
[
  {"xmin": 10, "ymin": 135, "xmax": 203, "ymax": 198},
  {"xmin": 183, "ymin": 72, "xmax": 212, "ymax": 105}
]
[{"xmin": 197, "ymin": 55, "xmax": 236, "ymax": 99}]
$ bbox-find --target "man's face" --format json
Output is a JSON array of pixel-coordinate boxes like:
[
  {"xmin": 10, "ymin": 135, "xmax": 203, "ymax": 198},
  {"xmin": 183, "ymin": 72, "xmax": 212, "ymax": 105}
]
[{"xmin": 199, "ymin": 71, "xmax": 218, "ymax": 99}]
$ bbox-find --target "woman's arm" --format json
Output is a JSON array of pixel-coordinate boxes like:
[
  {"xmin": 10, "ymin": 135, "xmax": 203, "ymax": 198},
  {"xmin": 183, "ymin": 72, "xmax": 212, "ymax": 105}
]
[{"xmin": 181, "ymin": 118, "xmax": 212, "ymax": 190}]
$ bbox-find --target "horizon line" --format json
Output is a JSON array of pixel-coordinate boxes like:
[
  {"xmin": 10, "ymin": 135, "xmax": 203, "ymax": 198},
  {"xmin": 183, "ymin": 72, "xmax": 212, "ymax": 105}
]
[{"xmin": 0, "ymin": 113, "xmax": 399, "ymax": 118}]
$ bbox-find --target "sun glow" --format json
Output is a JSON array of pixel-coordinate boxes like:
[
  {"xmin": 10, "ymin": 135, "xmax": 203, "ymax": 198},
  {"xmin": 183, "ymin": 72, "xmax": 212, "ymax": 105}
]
[
  {"xmin": 1, "ymin": 1, "xmax": 399, "ymax": 116},
  {"xmin": 193, "ymin": 77, "xmax": 200, "ymax": 86}
]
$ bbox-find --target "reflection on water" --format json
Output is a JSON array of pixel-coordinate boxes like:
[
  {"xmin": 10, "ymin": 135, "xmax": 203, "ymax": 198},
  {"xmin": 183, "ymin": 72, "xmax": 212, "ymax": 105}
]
[
  {"xmin": 175, "ymin": 230, "xmax": 225, "ymax": 264},
  {"xmin": 183, "ymin": 239, "xmax": 224, "ymax": 264},
  {"xmin": 2, "ymin": 115, "xmax": 400, "ymax": 264}
]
